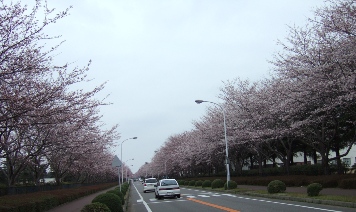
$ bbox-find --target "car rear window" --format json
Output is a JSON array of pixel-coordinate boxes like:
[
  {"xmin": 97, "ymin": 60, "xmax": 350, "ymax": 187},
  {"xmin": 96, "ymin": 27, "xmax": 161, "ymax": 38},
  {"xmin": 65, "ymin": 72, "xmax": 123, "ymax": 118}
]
[
  {"xmin": 161, "ymin": 180, "xmax": 178, "ymax": 185},
  {"xmin": 145, "ymin": 179, "xmax": 157, "ymax": 183}
]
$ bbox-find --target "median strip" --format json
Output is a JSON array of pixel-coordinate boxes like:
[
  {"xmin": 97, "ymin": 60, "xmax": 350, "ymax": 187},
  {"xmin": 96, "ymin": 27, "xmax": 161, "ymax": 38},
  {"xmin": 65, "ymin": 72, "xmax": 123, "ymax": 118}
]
[{"xmin": 187, "ymin": 198, "xmax": 240, "ymax": 212}]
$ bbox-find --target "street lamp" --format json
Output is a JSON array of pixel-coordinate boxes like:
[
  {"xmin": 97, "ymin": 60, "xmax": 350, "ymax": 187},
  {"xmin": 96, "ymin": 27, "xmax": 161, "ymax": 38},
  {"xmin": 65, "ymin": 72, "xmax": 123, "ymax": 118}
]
[
  {"xmin": 125, "ymin": 164, "xmax": 133, "ymax": 182},
  {"xmin": 124, "ymin": 158, "xmax": 134, "ymax": 182},
  {"xmin": 121, "ymin": 137, "xmax": 137, "ymax": 187},
  {"xmin": 195, "ymin": 100, "xmax": 230, "ymax": 189}
]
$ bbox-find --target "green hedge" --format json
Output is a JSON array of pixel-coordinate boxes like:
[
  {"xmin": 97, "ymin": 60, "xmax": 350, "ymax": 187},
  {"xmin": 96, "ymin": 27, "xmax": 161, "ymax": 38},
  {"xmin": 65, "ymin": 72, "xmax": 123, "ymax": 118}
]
[
  {"xmin": 241, "ymin": 164, "xmax": 325, "ymax": 176},
  {"xmin": 307, "ymin": 183, "xmax": 323, "ymax": 197},
  {"xmin": 92, "ymin": 193, "xmax": 122, "ymax": 212},
  {"xmin": 81, "ymin": 202, "xmax": 111, "ymax": 212},
  {"xmin": 202, "ymin": 180, "xmax": 211, "ymax": 188},
  {"xmin": 195, "ymin": 180, "xmax": 203, "ymax": 187},
  {"xmin": 211, "ymin": 179, "xmax": 224, "ymax": 189},
  {"xmin": 338, "ymin": 178, "xmax": 356, "ymax": 189},
  {"xmin": 108, "ymin": 189, "xmax": 124, "ymax": 205},
  {"xmin": 188, "ymin": 180, "xmax": 196, "ymax": 186},
  {"xmin": 224, "ymin": 180, "xmax": 237, "ymax": 190},
  {"xmin": 177, "ymin": 180, "xmax": 185, "ymax": 185},
  {"xmin": 267, "ymin": 180, "xmax": 286, "ymax": 194},
  {"xmin": 0, "ymin": 183, "xmax": 117, "ymax": 212}
]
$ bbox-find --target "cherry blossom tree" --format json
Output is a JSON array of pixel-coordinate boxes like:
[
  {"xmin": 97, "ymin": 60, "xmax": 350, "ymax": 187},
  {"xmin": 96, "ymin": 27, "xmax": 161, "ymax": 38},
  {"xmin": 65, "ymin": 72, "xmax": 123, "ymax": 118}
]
[{"xmin": 0, "ymin": 0, "xmax": 120, "ymax": 185}]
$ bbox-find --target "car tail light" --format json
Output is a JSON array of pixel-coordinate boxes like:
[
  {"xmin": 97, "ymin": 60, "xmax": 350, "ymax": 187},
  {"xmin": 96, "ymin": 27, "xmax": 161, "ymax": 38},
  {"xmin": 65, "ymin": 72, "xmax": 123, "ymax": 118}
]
[
  {"xmin": 143, "ymin": 183, "xmax": 146, "ymax": 186},
  {"xmin": 174, "ymin": 187, "xmax": 179, "ymax": 189}
]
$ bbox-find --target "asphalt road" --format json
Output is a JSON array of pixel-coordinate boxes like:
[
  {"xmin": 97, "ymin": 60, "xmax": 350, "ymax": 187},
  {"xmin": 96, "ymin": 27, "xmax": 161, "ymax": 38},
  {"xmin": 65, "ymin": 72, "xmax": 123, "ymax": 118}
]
[{"xmin": 127, "ymin": 181, "xmax": 355, "ymax": 212}]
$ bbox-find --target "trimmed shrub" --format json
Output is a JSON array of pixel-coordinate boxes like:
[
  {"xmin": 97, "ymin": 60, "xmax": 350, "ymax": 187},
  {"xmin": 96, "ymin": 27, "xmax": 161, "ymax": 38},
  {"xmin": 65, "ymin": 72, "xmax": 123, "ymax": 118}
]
[
  {"xmin": 339, "ymin": 178, "xmax": 356, "ymax": 189},
  {"xmin": 108, "ymin": 189, "xmax": 125, "ymax": 205},
  {"xmin": 224, "ymin": 180, "xmax": 238, "ymax": 190},
  {"xmin": 307, "ymin": 183, "xmax": 323, "ymax": 197},
  {"xmin": 195, "ymin": 180, "xmax": 203, "ymax": 187},
  {"xmin": 120, "ymin": 183, "xmax": 129, "ymax": 195},
  {"xmin": 267, "ymin": 180, "xmax": 286, "ymax": 194},
  {"xmin": 188, "ymin": 180, "xmax": 196, "ymax": 186},
  {"xmin": 184, "ymin": 181, "xmax": 190, "ymax": 186},
  {"xmin": 211, "ymin": 179, "xmax": 224, "ymax": 189},
  {"xmin": 202, "ymin": 180, "xmax": 211, "ymax": 188},
  {"xmin": 81, "ymin": 202, "xmax": 111, "ymax": 212},
  {"xmin": 92, "ymin": 193, "xmax": 122, "ymax": 212},
  {"xmin": 177, "ymin": 180, "xmax": 185, "ymax": 185}
]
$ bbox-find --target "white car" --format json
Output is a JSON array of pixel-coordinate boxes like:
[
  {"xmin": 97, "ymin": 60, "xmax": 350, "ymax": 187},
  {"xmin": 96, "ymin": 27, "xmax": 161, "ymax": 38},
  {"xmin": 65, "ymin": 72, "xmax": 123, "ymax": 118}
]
[
  {"xmin": 143, "ymin": 178, "xmax": 157, "ymax": 193},
  {"xmin": 154, "ymin": 179, "xmax": 180, "ymax": 199}
]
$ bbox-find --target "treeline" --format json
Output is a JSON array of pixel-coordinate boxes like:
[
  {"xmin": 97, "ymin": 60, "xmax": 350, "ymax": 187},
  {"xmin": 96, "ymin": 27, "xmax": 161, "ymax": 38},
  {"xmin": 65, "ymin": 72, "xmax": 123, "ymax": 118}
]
[
  {"xmin": 0, "ymin": 1, "xmax": 121, "ymax": 186},
  {"xmin": 137, "ymin": 0, "xmax": 356, "ymax": 178}
]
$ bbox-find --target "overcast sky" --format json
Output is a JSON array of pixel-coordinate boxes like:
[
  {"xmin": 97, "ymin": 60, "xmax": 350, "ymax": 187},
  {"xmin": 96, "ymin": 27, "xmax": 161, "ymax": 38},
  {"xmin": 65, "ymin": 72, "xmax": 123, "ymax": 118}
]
[{"xmin": 40, "ymin": 0, "xmax": 326, "ymax": 173}]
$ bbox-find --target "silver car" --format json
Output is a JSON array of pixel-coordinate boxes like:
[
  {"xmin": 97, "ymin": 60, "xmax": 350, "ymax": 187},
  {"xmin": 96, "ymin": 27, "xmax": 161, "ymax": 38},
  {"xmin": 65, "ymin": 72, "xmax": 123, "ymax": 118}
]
[
  {"xmin": 143, "ymin": 178, "xmax": 157, "ymax": 193},
  {"xmin": 154, "ymin": 179, "xmax": 180, "ymax": 199}
]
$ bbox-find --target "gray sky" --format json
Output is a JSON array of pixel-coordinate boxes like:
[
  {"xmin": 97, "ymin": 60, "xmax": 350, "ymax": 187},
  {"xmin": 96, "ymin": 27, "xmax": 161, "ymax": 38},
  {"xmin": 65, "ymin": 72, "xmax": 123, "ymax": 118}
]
[{"xmin": 42, "ymin": 0, "xmax": 325, "ymax": 173}]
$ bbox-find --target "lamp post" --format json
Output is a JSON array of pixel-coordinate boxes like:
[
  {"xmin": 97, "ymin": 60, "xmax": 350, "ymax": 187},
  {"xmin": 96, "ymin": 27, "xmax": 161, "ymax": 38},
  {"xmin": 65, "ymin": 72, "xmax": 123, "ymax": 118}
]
[
  {"xmin": 124, "ymin": 158, "xmax": 134, "ymax": 182},
  {"xmin": 121, "ymin": 137, "xmax": 137, "ymax": 187},
  {"xmin": 126, "ymin": 165, "xmax": 133, "ymax": 182},
  {"xmin": 195, "ymin": 100, "xmax": 230, "ymax": 189}
]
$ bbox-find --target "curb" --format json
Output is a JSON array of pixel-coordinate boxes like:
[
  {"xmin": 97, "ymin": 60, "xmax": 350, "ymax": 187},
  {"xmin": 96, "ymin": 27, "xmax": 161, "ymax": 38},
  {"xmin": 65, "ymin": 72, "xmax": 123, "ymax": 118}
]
[
  {"xmin": 123, "ymin": 183, "xmax": 131, "ymax": 212},
  {"xmin": 182, "ymin": 186, "xmax": 356, "ymax": 209}
]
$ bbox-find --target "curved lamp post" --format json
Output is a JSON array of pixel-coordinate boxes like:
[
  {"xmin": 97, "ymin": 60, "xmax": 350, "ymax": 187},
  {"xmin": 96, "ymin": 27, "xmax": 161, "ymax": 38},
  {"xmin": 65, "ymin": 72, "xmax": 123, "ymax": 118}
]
[
  {"xmin": 121, "ymin": 137, "xmax": 137, "ymax": 188},
  {"xmin": 195, "ymin": 100, "xmax": 230, "ymax": 189}
]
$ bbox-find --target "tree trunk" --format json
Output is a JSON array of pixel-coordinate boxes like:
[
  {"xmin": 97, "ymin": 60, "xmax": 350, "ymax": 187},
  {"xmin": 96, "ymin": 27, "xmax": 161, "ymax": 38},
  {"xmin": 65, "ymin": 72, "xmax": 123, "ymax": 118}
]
[
  {"xmin": 303, "ymin": 149, "xmax": 308, "ymax": 165},
  {"xmin": 313, "ymin": 150, "xmax": 318, "ymax": 164},
  {"xmin": 258, "ymin": 153, "xmax": 263, "ymax": 176}
]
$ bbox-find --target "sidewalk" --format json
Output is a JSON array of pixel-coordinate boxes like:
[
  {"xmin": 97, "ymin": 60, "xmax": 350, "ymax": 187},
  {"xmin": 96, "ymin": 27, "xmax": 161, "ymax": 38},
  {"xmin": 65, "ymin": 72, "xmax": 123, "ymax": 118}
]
[{"xmin": 46, "ymin": 186, "xmax": 118, "ymax": 212}]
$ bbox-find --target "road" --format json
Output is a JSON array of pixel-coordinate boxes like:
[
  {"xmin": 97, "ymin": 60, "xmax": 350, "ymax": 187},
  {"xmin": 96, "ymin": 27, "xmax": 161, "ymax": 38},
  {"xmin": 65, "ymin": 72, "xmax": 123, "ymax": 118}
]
[{"xmin": 128, "ymin": 181, "xmax": 354, "ymax": 212}]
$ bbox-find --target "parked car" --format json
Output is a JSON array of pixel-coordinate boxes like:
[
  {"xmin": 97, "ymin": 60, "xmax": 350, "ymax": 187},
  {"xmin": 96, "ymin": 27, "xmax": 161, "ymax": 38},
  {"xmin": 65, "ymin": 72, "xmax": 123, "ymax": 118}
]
[
  {"xmin": 154, "ymin": 179, "xmax": 180, "ymax": 199},
  {"xmin": 143, "ymin": 178, "xmax": 157, "ymax": 193}
]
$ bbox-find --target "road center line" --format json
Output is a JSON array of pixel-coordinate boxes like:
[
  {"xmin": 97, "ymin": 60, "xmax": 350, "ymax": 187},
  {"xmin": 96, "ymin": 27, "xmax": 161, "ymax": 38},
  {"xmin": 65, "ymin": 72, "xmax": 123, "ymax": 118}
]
[{"xmin": 187, "ymin": 198, "xmax": 240, "ymax": 212}]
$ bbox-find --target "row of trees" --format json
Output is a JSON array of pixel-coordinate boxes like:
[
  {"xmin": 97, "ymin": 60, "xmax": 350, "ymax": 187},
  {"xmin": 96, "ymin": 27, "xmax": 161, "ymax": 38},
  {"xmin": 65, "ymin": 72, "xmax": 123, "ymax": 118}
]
[
  {"xmin": 136, "ymin": 0, "xmax": 356, "ymax": 178},
  {"xmin": 0, "ymin": 0, "xmax": 126, "ymax": 186}
]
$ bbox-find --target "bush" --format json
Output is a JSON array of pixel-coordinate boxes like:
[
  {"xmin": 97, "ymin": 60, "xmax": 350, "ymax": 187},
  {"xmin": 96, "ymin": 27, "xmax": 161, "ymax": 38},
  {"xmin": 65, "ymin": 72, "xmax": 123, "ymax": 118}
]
[
  {"xmin": 267, "ymin": 180, "xmax": 286, "ymax": 194},
  {"xmin": 202, "ymin": 180, "xmax": 211, "ymax": 188},
  {"xmin": 81, "ymin": 202, "xmax": 111, "ymax": 212},
  {"xmin": 339, "ymin": 178, "xmax": 356, "ymax": 189},
  {"xmin": 307, "ymin": 183, "xmax": 323, "ymax": 197},
  {"xmin": 224, "ymin": 180, "xmax": 237, "ymax": 190},
  {"xmin": 92, "ymin": 193, "xmax": 122, "ymax": 212},
  {"xmin": 188, "ymin": 180, "xmax": 196, "ymax": 186},
  {"xmin": 120, "ymin": 183, "xmax": 129, "ymax": 195},
  {"xmin": 195, "ymin": 180, "xmax": 203, "ymax": 187},
  {"xmin": 184, "ymin": 181, "xmax": 190, "ymax": 186},
  {"xmin": 108, "ymin": 189, "xmax": 124, "ymax": 205},
  {"xmin": 211, "ymin": 179, "xmax": 224, "ymax": 189},
  {"xmin": 177, "ymin": 180, "xmax": 185, "ymax": 185}
]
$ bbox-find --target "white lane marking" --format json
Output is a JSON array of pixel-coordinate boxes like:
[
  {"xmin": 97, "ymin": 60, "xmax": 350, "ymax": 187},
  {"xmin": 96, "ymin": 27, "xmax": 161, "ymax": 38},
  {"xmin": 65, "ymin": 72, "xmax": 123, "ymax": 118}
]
[
  {"xmin": 197, "ymin": 195, "xmax": 210, "ymax": 197},
  {"xmin": 133, "ymin": 183, "xmax": 152, "ymax": 212},
  {"xmin": 186, "ymin": 195, "xmax": 196, "ymax": 198},
  {"xmin": 182, "ymin": 191, "xmax": 342, "ymax": 212}
]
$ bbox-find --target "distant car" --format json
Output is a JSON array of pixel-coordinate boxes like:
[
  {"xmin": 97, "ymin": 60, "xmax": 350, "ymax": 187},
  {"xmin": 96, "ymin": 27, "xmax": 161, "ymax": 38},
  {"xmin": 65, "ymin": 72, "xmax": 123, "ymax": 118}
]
[
  {"xmin": 154, "ymin": 179, "xmax": 180, "ymax": 199},
  {"xmin": 143, "ymin": 178, "xmax": 157, "ymax": 193}
]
